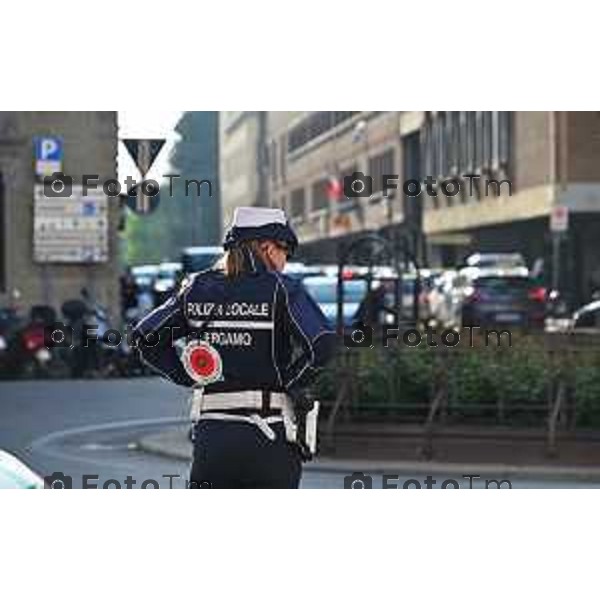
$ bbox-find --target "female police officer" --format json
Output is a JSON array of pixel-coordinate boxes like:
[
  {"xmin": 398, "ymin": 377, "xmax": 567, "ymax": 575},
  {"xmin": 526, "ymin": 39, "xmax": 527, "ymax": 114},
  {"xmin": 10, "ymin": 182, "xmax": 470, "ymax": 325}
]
[{"xmin": 133, "ymin": 207, "xmax": 336, "ymax": 488}]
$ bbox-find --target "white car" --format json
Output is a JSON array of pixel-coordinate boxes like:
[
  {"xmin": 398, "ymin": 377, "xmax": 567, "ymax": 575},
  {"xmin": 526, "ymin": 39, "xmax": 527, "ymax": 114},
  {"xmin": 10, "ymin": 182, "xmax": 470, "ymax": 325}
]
[
  {"xmin": 465, "ymin": 252, "xmax": 527, "ymax": 270},
  {"xmin": 0, "ymin": 450, "xmax": 44, "ymax": 489}
]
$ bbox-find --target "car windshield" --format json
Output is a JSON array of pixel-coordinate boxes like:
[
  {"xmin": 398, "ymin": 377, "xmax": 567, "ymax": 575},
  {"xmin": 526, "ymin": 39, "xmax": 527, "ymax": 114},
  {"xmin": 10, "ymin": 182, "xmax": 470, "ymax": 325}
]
[
  {"xmin": 157, "ymin": 266, "xmax": 180, "ymax": 279},
  {"xmin": 303, "ymin": 279, "xmax": 368, "ymax": 304}
]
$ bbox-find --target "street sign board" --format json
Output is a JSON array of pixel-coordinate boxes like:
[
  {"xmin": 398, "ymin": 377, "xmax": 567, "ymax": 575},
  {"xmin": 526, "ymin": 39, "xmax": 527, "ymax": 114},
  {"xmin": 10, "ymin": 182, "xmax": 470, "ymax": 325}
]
[
  {"xmin": 550, "ymin": 206, "xmax": 569, "ymax": 233},
  {"xmin": 34, "ymin": 136, "xmax": 63, "ymax": 177},
  {"xmin": 33, "ymin": 184, "xmax": 109, "ymax": 263}
]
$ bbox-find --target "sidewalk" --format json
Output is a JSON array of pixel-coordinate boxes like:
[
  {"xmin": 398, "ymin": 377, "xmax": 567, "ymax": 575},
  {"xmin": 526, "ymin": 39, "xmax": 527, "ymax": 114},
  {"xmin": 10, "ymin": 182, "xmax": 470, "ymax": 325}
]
[{"xmin": 137, "ymin": 424, "xmax": 600, "ymax": 482}]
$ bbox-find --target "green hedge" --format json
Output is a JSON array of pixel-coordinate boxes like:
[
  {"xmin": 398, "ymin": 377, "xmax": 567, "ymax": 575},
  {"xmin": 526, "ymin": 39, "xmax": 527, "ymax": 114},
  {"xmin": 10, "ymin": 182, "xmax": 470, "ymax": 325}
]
[{"xmin": 315, "ymin": 337, "xmax": 600, "ymax": 428}]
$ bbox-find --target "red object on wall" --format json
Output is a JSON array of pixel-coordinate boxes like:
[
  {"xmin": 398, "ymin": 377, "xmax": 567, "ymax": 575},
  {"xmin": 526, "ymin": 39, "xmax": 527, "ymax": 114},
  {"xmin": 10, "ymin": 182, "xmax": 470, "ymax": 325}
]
[{"xmin": 326, "ymin": 176, "xmax": 343, "ymax": 201}]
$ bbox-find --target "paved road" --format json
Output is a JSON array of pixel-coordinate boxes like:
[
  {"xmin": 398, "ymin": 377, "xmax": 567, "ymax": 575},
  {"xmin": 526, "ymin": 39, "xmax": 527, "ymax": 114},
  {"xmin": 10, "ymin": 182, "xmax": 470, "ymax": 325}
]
[{"xmin": 1, "ymin": 378, "xmax": 599, "ymax": 489}]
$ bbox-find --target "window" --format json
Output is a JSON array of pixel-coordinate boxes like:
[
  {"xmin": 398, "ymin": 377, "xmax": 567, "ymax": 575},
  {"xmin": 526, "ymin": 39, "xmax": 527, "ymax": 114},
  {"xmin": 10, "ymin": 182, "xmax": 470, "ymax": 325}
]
[
  {"xmin": 449, "ymin": 111, "xmax": 460, "ymax": 174},
  {"xmin": 311, "ymin": 178, "xmax": 329, "ymax": 212},
  {"xmin": 270, "ymin": 140, "xmax": 278, "ymax": 182},
  {"xmin": 491, "ymin": 111, "xmax": 500, "ymax": 169},
  {"xmin": 290, "ymin": 187, "xmax": 306, "ymax": 219},
  {"xmin": 338, "ymin": 163, "xmax": 358, "ymax": 206},
  {"xmin": 333, "ymin": 111, "xmax": 359, "ymax": 126},
  {"xmin": 279, "ymin": 134, "xmax": 287, "ymax": 183},
  {"xmin": 467, "ymin": 112, "xmax": 476, "ymax": 171},
  {"xmin": 431, "ymin": 116, "xmax": 439, "ymax": 177},
  {"xmin": 499, "ymin": 111, "xmax": 512, "ymax": 169},
  {"xmin": 368, "ymin": 149, "xmax": 395, "ymax": 194},
  {"xmin": 288, "ymin": 112, "xmax": 359, "ymax": 153},
  {"xmin": 483, "ymin": 111, "xmax": 493, "ymax": 169},
  {"xmin": 475, "ymin": 111, "xmax": 484, "ymax": 168},
  {"xmin": 0, "ymin": 173, "xmax": 5, "ymax": 293},
  {"xmin": 438, "ymin": 112, "xmax": 447, "ymax": 177},
  {"xmin": 421, "ymin": 117, "xmax": 432, "ymax": 179},
  {"xmin": 459, "ymin": 111, "xmax": 468, "ymax": 173}
]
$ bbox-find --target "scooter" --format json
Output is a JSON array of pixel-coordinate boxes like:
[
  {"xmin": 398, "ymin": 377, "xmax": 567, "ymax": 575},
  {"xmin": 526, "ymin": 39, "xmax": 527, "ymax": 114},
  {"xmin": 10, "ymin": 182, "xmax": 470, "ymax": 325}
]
[
  {"xmin": 13, "ymin": 305, "xmax": 59, "ymax": 379},
  {"xmin": 0, "ymin": 308, "xmax": 22, "ymax": 379}
]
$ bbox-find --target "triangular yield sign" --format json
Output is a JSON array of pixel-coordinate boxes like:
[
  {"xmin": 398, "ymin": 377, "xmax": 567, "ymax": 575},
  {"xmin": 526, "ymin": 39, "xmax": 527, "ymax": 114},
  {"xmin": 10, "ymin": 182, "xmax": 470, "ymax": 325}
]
[{"xmin": 122, "ymin": 138, "xmax": 166, "ymax": 177}]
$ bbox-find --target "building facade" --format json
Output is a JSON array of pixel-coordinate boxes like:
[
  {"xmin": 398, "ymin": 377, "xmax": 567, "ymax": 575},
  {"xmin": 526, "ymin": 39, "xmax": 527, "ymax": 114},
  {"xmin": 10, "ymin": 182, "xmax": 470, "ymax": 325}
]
[
  {"xmin": 218, "ymin": 111, "xmax": 268, "ymax": 229},
  {"xmin": 0, "ymin": 111, "xmax": 120, "ymax": 318},
  {"xmin": 261, "ymin": 111, "xmax": 600, "ymax": 305},
  {"xmin": 167, "ymin": 111, "xmax": 221, "ymax": 248},
  {"xmin": 420, "ymin": 111, "xmax": 600, "ymax": 305},
  {"xmin": 265, "ymin": 111, "xmax": 424, "ymax": 263}
]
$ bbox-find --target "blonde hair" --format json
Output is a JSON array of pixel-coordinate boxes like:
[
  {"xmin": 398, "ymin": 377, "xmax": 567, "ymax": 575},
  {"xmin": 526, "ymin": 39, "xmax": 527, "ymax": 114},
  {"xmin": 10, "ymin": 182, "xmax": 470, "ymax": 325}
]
[{"xmin": 222, "ymin": 240, "xmax": 270, "ymax": 278}]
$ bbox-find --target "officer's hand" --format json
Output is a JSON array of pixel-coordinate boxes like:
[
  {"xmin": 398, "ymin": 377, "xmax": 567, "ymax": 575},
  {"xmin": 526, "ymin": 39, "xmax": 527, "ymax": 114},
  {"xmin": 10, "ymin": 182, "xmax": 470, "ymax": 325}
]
[
  {"xmin": 296, "ymin": 441, "xmax": 313, "ymax": 462},
  {"xmin": 288, "ymin": 387, "xmax": 315, "ymax": 413}
]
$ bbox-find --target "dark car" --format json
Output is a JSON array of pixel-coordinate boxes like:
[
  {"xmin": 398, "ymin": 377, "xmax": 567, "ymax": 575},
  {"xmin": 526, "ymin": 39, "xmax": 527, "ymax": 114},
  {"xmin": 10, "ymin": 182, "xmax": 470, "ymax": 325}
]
[
  {"xmin": 572, "ymin": 300, "xmax": 600, "ymax": 332},
  {"xmin": 302, "ymin": 276, "xmax": 369, "ymax": 328},
  {"xmin": 456, "ymin": 274, "xmax": 546, "ymax": 329},
  {"xmin": 181, "ymin": 246, "xmax": 223, "ymax": 276},
  {"xmin": 152, "ymin": 261, "xmax": 182, "ymax": 306}
]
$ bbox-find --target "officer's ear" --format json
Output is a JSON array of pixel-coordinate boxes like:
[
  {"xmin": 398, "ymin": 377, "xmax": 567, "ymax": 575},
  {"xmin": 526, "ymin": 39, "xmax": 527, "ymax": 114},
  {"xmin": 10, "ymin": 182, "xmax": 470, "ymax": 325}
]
[{"xmin": 259, "ymin": 242, "xmax": 275, "ymax": 267}]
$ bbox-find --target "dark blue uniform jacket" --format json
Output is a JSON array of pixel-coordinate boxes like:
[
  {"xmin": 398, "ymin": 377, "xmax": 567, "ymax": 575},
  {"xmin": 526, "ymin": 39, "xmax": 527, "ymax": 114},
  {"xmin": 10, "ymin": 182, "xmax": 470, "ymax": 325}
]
[{"xmin": 133, "ymin": 260, "xmax": 337, "ymax": 398}]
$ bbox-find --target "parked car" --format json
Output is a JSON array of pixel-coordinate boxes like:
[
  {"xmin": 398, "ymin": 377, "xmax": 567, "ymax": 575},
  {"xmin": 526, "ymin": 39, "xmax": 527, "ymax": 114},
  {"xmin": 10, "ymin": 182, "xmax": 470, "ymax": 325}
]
[
  {"xmin": 464, "ymin": 252, "xmax": 527, "ymax": 270},
  {"xmin": 460, "ymin": 254, "xmax": 529, "ymax": 285},
  {"xmin": 386, "ymin": 273, "xmax": 419, "ymax": 321},
  {"xmin": 302, "ymin": 276, "xmax": 369, "ymax": 328},
  {"xmin": 283, "ymin": 262, "xmax": 326, "ymax": 281},
  {"xmin": 451, "ymin": 271, "xmax": 546, "ymax": 329},
  {"xmin": 0, "ymin": 450, "xmax": 44, "ymax": 489},
  {"xmin": 424, "ymin": 270, "xmax": 458, "ymax": 327},
  {"xmin": 131, "ymin": 264, "xmax": 159, "ymax": 291},
  {"xmin": 417, "ymin": 271, "xmax": 443, "ymax": 325},
  {"xmin": 571, "ymin": 300, "xmax": 600, "ymax": 333},
  {"xmin": 181, "ymin": 246, "xmax": 223, "ymax": 275},
  {"xmin": 153, "ymin": 261, "xmax": 182, "ymax": 305}
]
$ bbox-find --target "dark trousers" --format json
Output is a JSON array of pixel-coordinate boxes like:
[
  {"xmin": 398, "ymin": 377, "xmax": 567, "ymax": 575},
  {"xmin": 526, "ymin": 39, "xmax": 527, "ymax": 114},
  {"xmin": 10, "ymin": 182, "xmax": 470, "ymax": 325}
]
[{"xmin": 189, "ymin": 419, "xmax": 302, "ymax": 489}]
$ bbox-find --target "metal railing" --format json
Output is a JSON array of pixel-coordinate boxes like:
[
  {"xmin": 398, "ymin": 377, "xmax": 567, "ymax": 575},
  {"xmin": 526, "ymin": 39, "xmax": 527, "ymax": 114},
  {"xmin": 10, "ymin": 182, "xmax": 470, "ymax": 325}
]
[{"xmin": 320, "ymin": 331, "xmax": 600, "ymax": 459}]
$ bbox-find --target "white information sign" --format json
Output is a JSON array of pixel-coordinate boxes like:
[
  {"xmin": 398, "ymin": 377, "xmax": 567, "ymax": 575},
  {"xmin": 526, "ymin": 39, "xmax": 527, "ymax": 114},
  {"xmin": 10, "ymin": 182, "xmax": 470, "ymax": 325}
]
[{"xmin": 33, "ymin": 184, "xmax": 109, "ymax": 263}]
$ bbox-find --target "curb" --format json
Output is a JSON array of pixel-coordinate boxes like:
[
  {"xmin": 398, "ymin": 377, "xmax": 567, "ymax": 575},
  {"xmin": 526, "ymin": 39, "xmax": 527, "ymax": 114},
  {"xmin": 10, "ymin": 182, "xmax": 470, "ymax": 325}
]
[{"xmin": 136, "ymin": 429, "xmax": 600, "ymax": 483}]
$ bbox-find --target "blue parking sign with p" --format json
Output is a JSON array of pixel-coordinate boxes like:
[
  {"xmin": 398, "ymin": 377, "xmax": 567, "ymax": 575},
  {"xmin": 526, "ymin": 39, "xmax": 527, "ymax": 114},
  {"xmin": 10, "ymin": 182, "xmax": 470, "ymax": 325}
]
[{"xmin": 34, "ymin": 136, "xmax": 63, "ymax": 176}]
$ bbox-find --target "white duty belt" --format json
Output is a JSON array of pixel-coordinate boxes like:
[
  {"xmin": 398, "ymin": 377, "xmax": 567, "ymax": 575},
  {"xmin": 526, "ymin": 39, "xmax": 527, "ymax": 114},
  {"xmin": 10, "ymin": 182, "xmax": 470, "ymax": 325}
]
[
  {"xmin": 190, "ymin": 389, "xmax": 318, "ymax": 453},
  {"xmin": 191, "ymin": 390, "xmax": 286, "ymax": 415},
  {"xmin": 190, "ymin": 390, "xmax": 288, "ymax": 442}
]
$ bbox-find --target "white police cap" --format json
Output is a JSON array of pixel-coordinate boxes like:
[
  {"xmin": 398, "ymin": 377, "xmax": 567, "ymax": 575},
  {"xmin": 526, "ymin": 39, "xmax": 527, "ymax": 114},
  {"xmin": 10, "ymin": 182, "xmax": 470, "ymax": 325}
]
[
  {"xmin": 223, "ymin": 206, "xmax": 298, "ymax": 253},
  {"xmin": 231, "ymin": 207, "xmax": 288, "ymax": 229}
]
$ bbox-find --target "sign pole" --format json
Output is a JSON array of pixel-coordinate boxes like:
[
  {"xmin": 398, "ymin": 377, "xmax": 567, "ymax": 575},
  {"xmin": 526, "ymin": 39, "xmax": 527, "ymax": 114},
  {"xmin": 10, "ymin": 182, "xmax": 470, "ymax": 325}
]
[
  {"xmin": 549, "ymin": 205, "xmax": 568, "ymax": 293},
  {"xmin": 551, "ymin": 231, "xmax": 561, "ymax": 292}
]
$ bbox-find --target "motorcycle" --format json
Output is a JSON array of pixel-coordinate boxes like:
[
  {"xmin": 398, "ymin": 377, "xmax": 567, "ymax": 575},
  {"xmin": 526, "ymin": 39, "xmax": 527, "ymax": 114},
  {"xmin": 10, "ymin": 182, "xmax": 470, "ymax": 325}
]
[
  {"xmin": 13, "ymin": 305, "xmax": 61, "ymax": 379},
  {"xmin": 61, "ymin": 289, "xmax": 129, "ymax": 378},
  {"xmin": 0, "ymin": 308, "xmax": 22, "ymax": 379}
]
